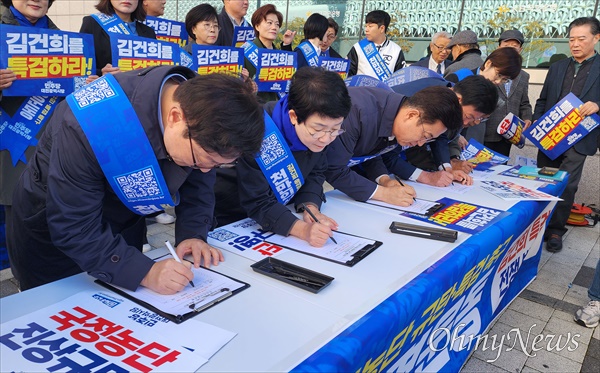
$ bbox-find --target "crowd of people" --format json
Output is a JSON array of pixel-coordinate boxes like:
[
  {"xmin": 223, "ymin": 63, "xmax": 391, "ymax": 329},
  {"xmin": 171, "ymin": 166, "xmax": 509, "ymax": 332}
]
[{"xmin": 1, "ymin": 0, "xmax": 599, "ymax": 328}]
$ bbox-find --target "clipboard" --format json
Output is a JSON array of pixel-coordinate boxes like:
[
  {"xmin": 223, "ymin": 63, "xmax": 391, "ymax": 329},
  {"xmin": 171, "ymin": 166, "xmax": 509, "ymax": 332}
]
[
  {"xmin": 267, "ymin": 231, "xmax": 382, "ymax": 267},
  {"xmin": 95, "ymin": 266, "xmax": 249, "ymax": 324}
]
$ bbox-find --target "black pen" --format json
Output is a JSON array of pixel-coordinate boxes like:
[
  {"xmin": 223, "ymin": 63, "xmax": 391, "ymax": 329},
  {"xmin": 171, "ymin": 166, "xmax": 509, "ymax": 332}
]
[
  {"xmin": 394, "ymin": 175, "xmax": 416, "ymax": 201},
  {"xmin": 440, "ymin": 164, "xmax": 455, "ymax": 186},
  {"xmin": 301, "ymin": 203, "xmax": 337, "ymax": 244}
]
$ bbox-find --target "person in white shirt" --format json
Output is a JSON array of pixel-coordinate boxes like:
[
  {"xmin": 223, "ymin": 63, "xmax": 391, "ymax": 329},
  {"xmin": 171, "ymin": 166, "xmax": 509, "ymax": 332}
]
[
  {"xmin": 412, "ymin": 31, "xmax": 452, "ymax": 75},
  {"xmin": 347, "ymin": 10, "xmax": 406, "ymax": 79}
]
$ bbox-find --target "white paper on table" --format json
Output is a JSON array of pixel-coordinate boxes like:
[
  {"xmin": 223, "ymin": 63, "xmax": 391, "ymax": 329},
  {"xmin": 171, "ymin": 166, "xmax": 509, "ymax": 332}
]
[
  {"xmin": 113, "ymin": 255, "xmax": 246, "ymax": 317},
  {"xmin": 0, "ymin": 291, "xmax": 208, "ymax": 373},
  {"xmin": 470, "ymin": 169, "xmax": 497, "ymax": 180},
  {"xmin": 479, "ymin": 180, "xmax": 561, "ymax": 201},
  {"xmin": 267, "ymin": 231, "xmax": 376, "ymax": 264},
  {"xmin": 366, "ymin": 198, "xmax": 440, "ymax": 215},
  {"xmin": 405, "ymin": 180, "xmax": 472, "ymax": 194}
]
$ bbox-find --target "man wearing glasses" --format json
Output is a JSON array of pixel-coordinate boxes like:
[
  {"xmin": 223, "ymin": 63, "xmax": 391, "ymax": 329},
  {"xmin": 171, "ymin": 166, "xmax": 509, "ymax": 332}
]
[
  {"xmin": 8, "ymin": 66, "xmax": 264, "ymax": 294},
  {"xmin": 324, "ymin": 86, "xmax": 463, "ymax": 206},
  {"xmin": 412, "ymin": 31, "xmax": 452, "ymax": 75},
  {"xmin": 320, "ymin": 17, "xmax": 343, "ymax": 58}
]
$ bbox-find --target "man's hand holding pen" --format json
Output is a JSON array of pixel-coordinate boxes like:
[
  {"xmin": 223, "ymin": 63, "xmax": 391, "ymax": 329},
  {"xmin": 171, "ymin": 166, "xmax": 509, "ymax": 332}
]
[
  {"xmin": 289, "ymin": 203, "xmax": 338, "ymax": 248},
  {"xmin": 372, "ymin": 175, "xmax": 416, "ymax": 206},
  {"xmin": 449, "ymin": 168, "xmax": 473, "ymax": 185}
]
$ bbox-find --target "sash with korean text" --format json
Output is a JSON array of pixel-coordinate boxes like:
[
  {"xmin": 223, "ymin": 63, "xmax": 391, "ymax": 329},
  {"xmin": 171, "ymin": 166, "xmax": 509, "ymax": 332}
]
[
  {"xmin": 524, "ymin": 93, "xmax": 600, "ymax": 160},
  {"xmin": 179, "ymin": 47, "xmax": 193, "ymax": 68},
  {"xmin": 110, "ymin": 34, "xmax": 180, "ymax": 72},
  {"xmin": 0, "ymin": 25, "xmax": 95, "ymax": 96},
  {"xmin": 242, "ymin": 41, "xmax": 259, "ymax": 71},
  {"xmin": 358, "ymin": 38, "xmax": 391, "ymax": 81},
  {"xmin": 66, "ymin": 74, "xmax": 176, "ymax": 215},
  {"xmin": 233, "ymin": 26, "xmax": 255, "ymax": 48},
  {"xmin": 0, "ymin": 96, "xmax": 59, "ymax": 165},
  {"xmin": 144, "ymin": 16, "xmax": 188, "ymax": 47},
  {"xmin": 385, "ymin": 65, "xmax": 444, "ymax": 88},
  {"xmin": 255, "ymin": 49, "xmax": 296, "ymax": 93},
  {"xmin": 255, "ymin": 112, "xmax": 304, "ymax": 205},
  {"xmin": 347, "ymin": 144, "xmax": 398, "ymax": 168},
  {"xmin": 297, "ymin": 41, "xmax": 319, "ymax": 67},
  {"xmin": 192, "ymin": 45, "xmax": 243, "ymax": 77},
  {"xmin": 344, "ymin": 75, "xmax": 393, "ymax": 91},
  {"xmin": 319, "ymin": 57, "xmax": 350, "ymax": 79},
  {"xmin": 91, "ymin": 13, "xmax": 131, "ymax": 35}
]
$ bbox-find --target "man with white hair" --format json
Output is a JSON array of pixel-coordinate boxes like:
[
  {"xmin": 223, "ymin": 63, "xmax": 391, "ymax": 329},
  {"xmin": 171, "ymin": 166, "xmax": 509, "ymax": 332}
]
[{"xmin": 412, "ymin": 31, "xmax": 452, "ymax": 75}]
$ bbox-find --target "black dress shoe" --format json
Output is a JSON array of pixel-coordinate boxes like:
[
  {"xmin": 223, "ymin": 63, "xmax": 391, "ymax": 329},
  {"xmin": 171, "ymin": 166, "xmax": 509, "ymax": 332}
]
[{"xmin": 546, "ymin": 234, "xmax": 563, "ymax": 252}]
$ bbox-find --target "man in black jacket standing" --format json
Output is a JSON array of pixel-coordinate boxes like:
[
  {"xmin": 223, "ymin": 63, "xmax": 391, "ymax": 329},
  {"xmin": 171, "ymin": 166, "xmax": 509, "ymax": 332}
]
[
  {"xmin": 216, "ymin": 0, "xmax": 250, "ymax": 47},
  {"xmin": 534, "ymin": 17, "xmax": 600, "ymax": 253}
]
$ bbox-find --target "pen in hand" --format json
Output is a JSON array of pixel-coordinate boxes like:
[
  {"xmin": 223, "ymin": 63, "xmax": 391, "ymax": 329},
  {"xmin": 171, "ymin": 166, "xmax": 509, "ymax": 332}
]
[
  {"xmin": 394, "ymin": 175, "xmax": 416, "ymax": 201},
  {"xmin": 301, "ymin": 203, "xmax": 337, "ymax": 244},
  {"xmin": 440, "ymin": 164, "xmax": 455, "ymax": 186},
  {"xmin": 165, "ymin": 240, "xmax": 195, "ymax": 288}
]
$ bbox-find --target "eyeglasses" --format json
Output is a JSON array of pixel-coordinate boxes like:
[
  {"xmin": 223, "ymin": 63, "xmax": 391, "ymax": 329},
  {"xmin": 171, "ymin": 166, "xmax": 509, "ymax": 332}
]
[
  {"xmin": 187, "ymin": 127, "xmax": 237, "ymax": 169},
  {"xmin": 419, "ymin": 121, "xmax": 437, "ymax": 143},
  {"xmin": 200, "ymin": 22, "xmax": 221, "ymax": 31},
  {"xmin": 432, "ymin": 42, "xmax": 451, "ymax": 52},
  {"xmin": 300, "ymin": 123, "xmax": 345, "ymax": 139},
  {"xmin": 464, "ymin": 113, "xmax": 489, "ymax": 125}
]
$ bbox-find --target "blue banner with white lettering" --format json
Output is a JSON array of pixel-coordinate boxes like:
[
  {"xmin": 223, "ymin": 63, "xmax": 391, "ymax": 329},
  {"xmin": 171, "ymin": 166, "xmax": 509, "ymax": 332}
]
[
  {"xmin": 66, "ymin": 74, "xmax": 176, "ymax": 215},
  {"xmin": 91, "ymin": 13, "xmax": 130, "ymax": 35},
  {"xmin": 0, "ymin": 96, "xmax": 59, "ymax": 166},
  {"xmin": 192, "ymin": 45, "xmax": 243, "ymax": 77},
  {"xmin": 255, "ymin": 49, "xmax": 296, "ymax": 93},
  {"xmin": 144, "ymin": 16, "xmax": 189, "ymax": 47},
  {"xmin": 319, "ymin": 57, "xmax": 349, "ymax": 80},
  {"xmin": 233, "ymin": 26, "xmax": 255, "ymax": 48},
  {"xmin": 255, "ymin": 112, "xmax": 304, "ymax": 205},
  {"xmin": 110, "ymin": 34, "xmax": 180, "ymax": 72},
  {"xmin": 385, "ymin": 65, "xmax": 443, "ymax": 87},
  {"xmin": 292, "ymin": 181, "xmax": 566, "ymax": 372},
  {"xmin": 344, "ymin": 75, "xmax": 393, "ymax": 91},
  {"xmin": 0, "ymin": 25, "xmax": 95, "ymax": 97},
  {"xmin": 524, "ymin": 93, "xmax": 600, "ymax": 160}
]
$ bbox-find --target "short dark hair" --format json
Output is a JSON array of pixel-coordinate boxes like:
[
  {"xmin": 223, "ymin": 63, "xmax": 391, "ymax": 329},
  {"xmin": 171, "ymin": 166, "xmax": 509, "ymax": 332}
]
[
  {"xmin": 2, "ymin": 0, "xmax": 55, "ymax": 8},
  {"xmin": 95, "ymin": 0, "xmax": 146, "ymax": 21},
  {"xmin": 287, "ymin": 67, "xmax": 351, "ymax": 124},
  {"xmin": 251, "ymin": 4, "xmax": 283, "ymax": 38},
  {"xmin": 175, "ymin": 74, "xmax": 265, "ymax": 158},
  {"xmin": 568, "ymin": 16, "xmax": 600, "ymax": 35},
  {"xmin": 327, "ymin": 17, "xmax": 339, "ymax": 35},
  {"xmin": 303, "ymin": 13, "xmax": 329, "ymax": 41},
  {"xmin": 365, "ymin": 10, "xmax": 391, "ymax": 33},
  {"xmin": 185, "ymin": 4, "xmax": 218, "ymax": 40},
  {"xmin": 405, "ymin": 86, "xmax": 463, "ymax": 131},
  {"xmin": 483, "ymin": 47, "xmax": 522, "ymax": 80},
  {"xmin": 453, "ymin": 75, "xmax": 499, "ymax": 115}
]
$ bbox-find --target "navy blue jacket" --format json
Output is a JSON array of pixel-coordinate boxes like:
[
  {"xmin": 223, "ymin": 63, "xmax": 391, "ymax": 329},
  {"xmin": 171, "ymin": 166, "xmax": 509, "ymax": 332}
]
[
  {"xmin": 9, "ymin": 66, "xmax": 216, "ymax": 291},
  {"xmin": 324, "ymin": 87, "xmax": 406, "ymax": 201}
]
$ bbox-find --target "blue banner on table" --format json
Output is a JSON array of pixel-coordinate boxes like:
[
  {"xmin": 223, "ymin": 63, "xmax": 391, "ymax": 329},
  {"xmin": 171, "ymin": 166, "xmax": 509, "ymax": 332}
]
[
  {"xmin": 255, "ymin": 112, "xmax": 304, "ymax": 205},
  {"xmin": 344, "ymin": 75, "xmax": 393, "ymax": 91},
  {"xmin": 66, "ymin": 74, "xmax": 177, "ymax": 215},
  {"xmin": 0, "ymin": 25, "xmax": 95, "ymax": 97},
  {"xmin": 293, "ymin": 180, "xmax": 566, "ymax": 372},
  {"xmin": 0, "ymin": 96, "xmax": 59, "ymax": 166},
  {"xmin": 255, "ymin": 49, "xmax": 296, "ymax": 93},
  {"xmin": 192, "ymin": 45, "xmax": 243, "ymax": 77},
  {"xmin": 524, "ymin": 92, "xmax": 600, "ymax": 160},
  {"xmin": 144, "ymin": 16, "xmax": 188, "ymax": 47},
  {"xmin": 385, "ymin": 65, "xmax": 443, "ymax": 87},
  {"xmin": 232, "ymin": 26, "xmax": 255, "ymax": 48},
  {"xmin": 401, "ymin": 197, "xmax": 511, "ymax": 234},
  {"xmin": 319, "ymin": 57, "xmax": 349, "ymax": 80},
  {"xmin": 110, "ymin": 34, "xmax": 179, "ymax": 72},
  {"xmin": 461, "ymin": 139, "xmax": 510, "ymax": 168},
  {"xmin": 497, "ymin": 112, "xmax": 526, "ymax": 148}
]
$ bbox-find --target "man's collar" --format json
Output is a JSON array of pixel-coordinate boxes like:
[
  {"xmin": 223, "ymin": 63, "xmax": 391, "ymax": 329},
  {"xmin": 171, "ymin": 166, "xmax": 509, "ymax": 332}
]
[{"xmin": 571, "ymin": 51, "xmax": 597, "ymax": 64}]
